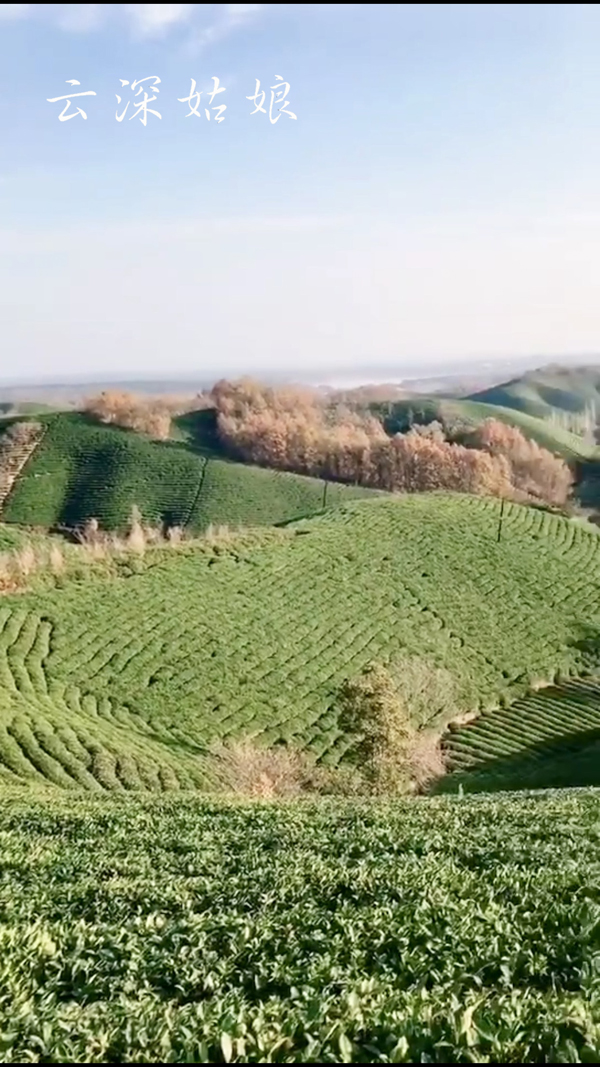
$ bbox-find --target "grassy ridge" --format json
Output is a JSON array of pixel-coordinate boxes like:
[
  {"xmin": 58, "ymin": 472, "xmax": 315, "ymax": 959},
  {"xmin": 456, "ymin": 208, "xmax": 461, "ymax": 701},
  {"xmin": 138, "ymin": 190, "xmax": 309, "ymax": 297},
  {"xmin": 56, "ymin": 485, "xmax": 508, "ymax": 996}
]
[
  {"xmin": 1, "ymin": 787, "xmax": 599, "ymax": 1063},
  {"xmin": 1, "ymin": 413, "xmax": 376, "ymax": 533},
  {"xmin": 0, "ymin": 495, "xmax": 599, "ymax": 791},
  {"xmin": 469, "ymin": 365, "xmax": 600, "ymax": 419},
  {"xmin": 375, "ymin": 396, "xmax": 595, "ymax": 459}
]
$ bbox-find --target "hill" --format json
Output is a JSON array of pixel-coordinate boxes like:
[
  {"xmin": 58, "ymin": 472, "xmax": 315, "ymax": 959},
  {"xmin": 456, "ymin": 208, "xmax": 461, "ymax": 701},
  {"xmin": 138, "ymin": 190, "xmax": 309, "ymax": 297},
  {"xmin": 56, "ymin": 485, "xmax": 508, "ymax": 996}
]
[
  {"xmin": 373, "ymin": 396, "xmax": 596, "ymax": 460},
  {"xmin": 441, "ymin": 677, "xmax": 600, "ymax": 792},
  {"xmin": 0, "ymin": 401, "xmax": 58, "ymax": 417},
  {"xmin": 0, "ymin": 412, "xmax": 377, "ymax": 533},
  {"xmin": 1, "ymin": 786, "xmax": 598, "ymax": 1063},
  {"xmin": 0, "ymin": 494, "xmax": 599, "ymax": 792},
  {"xmin": 468, "ymin": 364, "xmax": 600, "ymax": 420}
]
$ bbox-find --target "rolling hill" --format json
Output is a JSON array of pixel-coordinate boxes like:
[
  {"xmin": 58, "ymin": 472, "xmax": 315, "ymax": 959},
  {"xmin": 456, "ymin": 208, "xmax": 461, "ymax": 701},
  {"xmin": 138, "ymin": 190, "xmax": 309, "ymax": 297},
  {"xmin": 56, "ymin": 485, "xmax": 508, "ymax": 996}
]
[
  {"xmin": 1, "ymin": 386, "xmax": 596, "ymax": 546},
  {"xmin": 0, "ymin": 412, "xmax": 378, "ymax": 533},
  {"xmin": 372, "ymin": 396, "xmax": 596, "ymax": 460},
  {"xmin": 0, "ymin": 493, "xmax": 599, "ymax": 793},
  {"xmin": 468, "ymin": 363, "xmax": 600, "ymax": 419}
]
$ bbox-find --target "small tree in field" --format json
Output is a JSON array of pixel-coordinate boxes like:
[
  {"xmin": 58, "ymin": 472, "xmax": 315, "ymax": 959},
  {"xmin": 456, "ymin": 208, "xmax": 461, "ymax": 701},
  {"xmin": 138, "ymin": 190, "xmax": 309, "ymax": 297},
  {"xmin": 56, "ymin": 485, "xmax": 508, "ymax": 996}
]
[
  {"xmin": 337, "ymin": 657, "xmax": 452, "ymax": 794},
  {"xmin": 338, "ymin": 665, "xmax": 413, "ymax": 794}
]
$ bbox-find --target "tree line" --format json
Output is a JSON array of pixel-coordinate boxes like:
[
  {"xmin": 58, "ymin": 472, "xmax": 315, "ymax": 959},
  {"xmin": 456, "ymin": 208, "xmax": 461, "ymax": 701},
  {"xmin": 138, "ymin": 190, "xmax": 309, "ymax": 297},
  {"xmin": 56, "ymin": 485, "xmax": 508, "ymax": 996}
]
[
  {"xmin": 210, "ymin": 378, "xmax": 572, "ymax": 507},
  {"xmin": 83, "ymin": 378, "xmax": 573, "ymax": 508}
]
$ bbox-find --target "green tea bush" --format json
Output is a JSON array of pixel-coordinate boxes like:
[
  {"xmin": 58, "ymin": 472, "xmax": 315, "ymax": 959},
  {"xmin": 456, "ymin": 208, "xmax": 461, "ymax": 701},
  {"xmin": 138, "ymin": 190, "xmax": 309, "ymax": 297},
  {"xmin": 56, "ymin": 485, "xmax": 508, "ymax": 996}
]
[{"xmin": 0, "ymin": 788, "xmax": 598, "ymax": 1063}]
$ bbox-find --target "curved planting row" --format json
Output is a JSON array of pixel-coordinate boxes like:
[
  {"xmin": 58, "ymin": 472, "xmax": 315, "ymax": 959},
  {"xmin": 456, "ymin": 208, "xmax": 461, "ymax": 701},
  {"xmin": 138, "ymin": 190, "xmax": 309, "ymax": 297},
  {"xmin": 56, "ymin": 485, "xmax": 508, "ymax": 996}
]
[
  {"xmin": 0, "ymin": 495, "xmax": 597, "ymax": 791},
  {"xmin": 442, "ymin": 677, "xmax": 600, "ymax": 792},
  {"xmin": 2, "ymin": 413, "xmax": 376, "ymax": 533}
]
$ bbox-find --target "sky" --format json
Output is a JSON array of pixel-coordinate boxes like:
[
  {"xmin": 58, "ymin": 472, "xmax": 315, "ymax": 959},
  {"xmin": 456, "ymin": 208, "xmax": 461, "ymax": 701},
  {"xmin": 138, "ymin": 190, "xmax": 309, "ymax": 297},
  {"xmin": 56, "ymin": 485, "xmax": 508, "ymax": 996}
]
[{"xmin": 1, "ymin": 3, "xmax": 600, "ymax": 382}]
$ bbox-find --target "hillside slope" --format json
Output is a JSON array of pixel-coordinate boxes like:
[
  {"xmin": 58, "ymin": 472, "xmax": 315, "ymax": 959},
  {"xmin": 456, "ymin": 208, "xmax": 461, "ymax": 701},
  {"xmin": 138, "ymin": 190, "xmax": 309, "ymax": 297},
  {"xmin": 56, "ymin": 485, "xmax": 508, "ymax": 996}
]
[
  {"xmin": 374, "ymin": 396, "xmax": 595, "ymax": 459},
  {"xmin": 0, "ymin": 494, "xmax": 599, "ymax": 792},
  {"xmin": 0, "ymin": 412, "xmax": 377, "ymax": 532},
  {"xmin": 441, "ymin": 677, "xmax": 600, "ymax": 792},
  {"xmin": 469, "ymin": 364, "xmax": 600, "ymax": 419}
]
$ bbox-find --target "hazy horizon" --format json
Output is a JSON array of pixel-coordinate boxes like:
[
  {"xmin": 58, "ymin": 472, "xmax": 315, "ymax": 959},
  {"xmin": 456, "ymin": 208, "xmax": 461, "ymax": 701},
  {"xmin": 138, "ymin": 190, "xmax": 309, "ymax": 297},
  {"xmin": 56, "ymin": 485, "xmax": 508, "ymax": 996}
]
[
  {"xmin": 0, "ymin": 351, "xmax": 595, "ymax": 394},
  {"xmin": 2, "ymin": 5, "xmax": 600, "ymax": 378}
]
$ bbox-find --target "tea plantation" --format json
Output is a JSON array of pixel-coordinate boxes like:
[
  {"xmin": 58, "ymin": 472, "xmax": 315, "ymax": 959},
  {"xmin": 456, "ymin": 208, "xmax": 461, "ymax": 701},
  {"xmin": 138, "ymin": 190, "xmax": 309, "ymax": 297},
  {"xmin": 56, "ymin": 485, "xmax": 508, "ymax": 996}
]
[
  {"xmin": 0, "ymin": 493, "xmax": 599, "ymax": 792},
  {"xmin": 0, "ymin": 787, "xmax": 598, "ymax": 1063},
  {"xmin": 442, "ymin": 677, "xmax": 600, "ymax": 792},
  {"xmin": 0, "ymin": 413, "xmax": 376, "ymax": 533},
  {"xmin": 2, "ymin": 424, "xmax": 600, "ymax": 1065}
]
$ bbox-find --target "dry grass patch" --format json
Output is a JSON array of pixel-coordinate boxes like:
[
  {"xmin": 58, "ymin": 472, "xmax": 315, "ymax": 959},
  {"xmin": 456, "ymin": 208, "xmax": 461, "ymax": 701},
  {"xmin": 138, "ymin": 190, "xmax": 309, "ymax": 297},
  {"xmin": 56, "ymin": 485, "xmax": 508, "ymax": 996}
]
[
  {"xmin": 209, "ymin": 739, "xmax": 363, "ymax": 798},
  {"xmin": 210, "ymin": 740, "xmax": 320, "ymax": 798}
]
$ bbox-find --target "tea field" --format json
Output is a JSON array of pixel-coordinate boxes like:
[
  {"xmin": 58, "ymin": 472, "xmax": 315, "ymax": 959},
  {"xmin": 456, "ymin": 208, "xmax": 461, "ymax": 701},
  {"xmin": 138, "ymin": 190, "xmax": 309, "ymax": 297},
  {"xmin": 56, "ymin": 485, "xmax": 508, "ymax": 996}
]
[
  {"xmin": 0, "ymin": 413, "xmax": 375, "ymax": 533},
  {"xmin": 0, "ymin": 494, "xmax": 599, "ymax": 791},
  {"xmin": 0, "ymin": 787, "xmax": 599, "ymax": 1063},
  {"xmin": 442, "ymin": 678, "xmax": 600, "ymax": 792}
]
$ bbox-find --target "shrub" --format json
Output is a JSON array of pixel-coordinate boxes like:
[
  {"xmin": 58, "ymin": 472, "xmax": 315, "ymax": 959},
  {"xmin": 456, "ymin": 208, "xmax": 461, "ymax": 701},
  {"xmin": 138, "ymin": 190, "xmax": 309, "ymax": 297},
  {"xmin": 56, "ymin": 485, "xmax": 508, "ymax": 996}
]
[
  {"xmin": 166, "ymin": 525, "xmax": 183, "ymax": 544},
  {"xmin": 405, "ymin": 731, "xmax": 447, "ymax": 792},
  {"xmin": 337, "ymin": 659, "xmax": 451, "ymax": 794},
  {"xmin": 78, "ymin": 517, "xmax": 100, "ymax": 545},
  {"xmin": 210, "ymin": 740, "xmax": 321, "ymax": 798},
  {"xmin": 48, "ymin": 545, "xmax": 65, "ymax": 575},
  {"xmin": 83, "ymin": 392, "xmax": 173, "ymax": 441},
  {"xmin": 210, "ymin": 739, "xmax": 365, "ymax": 798},
  {"xmin": 14, "ymin": 545, "xmax": 37, "ymax": 578},
  {"xmin": 126, "ymin": 505, "xmax": 146, "ymax": 555}
]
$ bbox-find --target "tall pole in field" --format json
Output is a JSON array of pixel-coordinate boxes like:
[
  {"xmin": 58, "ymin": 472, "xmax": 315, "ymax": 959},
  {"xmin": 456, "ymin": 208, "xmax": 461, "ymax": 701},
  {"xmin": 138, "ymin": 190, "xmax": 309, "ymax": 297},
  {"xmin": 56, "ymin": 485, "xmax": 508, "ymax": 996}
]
[
  {"xmin": 497, "ymin": 496, "xmax": 505, "ymax": 543},
  {"xmin": 322, "ymin": 479, "xmax": 328, "ymax": 509}
]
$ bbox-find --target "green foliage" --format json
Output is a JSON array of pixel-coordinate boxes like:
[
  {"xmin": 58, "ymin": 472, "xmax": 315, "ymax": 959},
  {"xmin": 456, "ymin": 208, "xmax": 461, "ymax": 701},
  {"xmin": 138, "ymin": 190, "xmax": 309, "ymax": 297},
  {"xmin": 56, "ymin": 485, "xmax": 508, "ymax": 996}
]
[
  {"xmin": 442, "ymin": 677, "xmax": 600, "ymax": 793},
  {"xmin": 337, "ymin": 665, "xmax": 417, "ymax": 794},
  {"xmin": 0, "ymin": 494, "xmax": 596, "ymax": 791},
  {"xmin": 1, "ymin": 413, "xmax": 376, "ymax": 533},
  {"xmin": 374, "ymin": 397, "xmax": 595, "ymax": 460},
  {"xmin": 338, "ymin": 659, "xmax": 452, "ymax": 794},
  {"xmin": 0, "ymin": 788, "xmax": 599, "ymax": 1062}
]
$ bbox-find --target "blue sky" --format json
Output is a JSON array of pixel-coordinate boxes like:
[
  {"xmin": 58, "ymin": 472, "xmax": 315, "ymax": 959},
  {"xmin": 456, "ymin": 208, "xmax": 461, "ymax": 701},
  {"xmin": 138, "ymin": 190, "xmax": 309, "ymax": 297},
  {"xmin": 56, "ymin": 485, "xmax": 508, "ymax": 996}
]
[{"xmin": 1, "ymin": 4, "xmax": 600, "ymax": 381}]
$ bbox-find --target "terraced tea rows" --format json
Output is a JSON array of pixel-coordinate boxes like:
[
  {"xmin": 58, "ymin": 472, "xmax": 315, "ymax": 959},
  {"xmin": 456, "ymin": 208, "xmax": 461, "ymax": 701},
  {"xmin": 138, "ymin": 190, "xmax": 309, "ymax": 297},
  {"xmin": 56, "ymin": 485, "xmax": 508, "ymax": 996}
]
[
  {"xmin": 1, "ymin": 788, "xmax": 599, "ymax": 1062},
  {"xmin": 1, "ymin": 414, "xmax": 203, "ymax": 530},
  {"xmin": 0, "ymin": 608, "xmax": 211, "ymax": 792},
  {"xmin": 1, "ymin": 413, "xmax": 375, "ymax": 533},
  {"xmin": 0, "ymin": 420, "xmax": 45, "ymax": 510},
  {"xmin": 442, "ymin": 677, "xmax": 600, "ymax": 792},
  {"xmin": 0, "ymin": 494, "xmax": 599, "ymax": 791}
]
